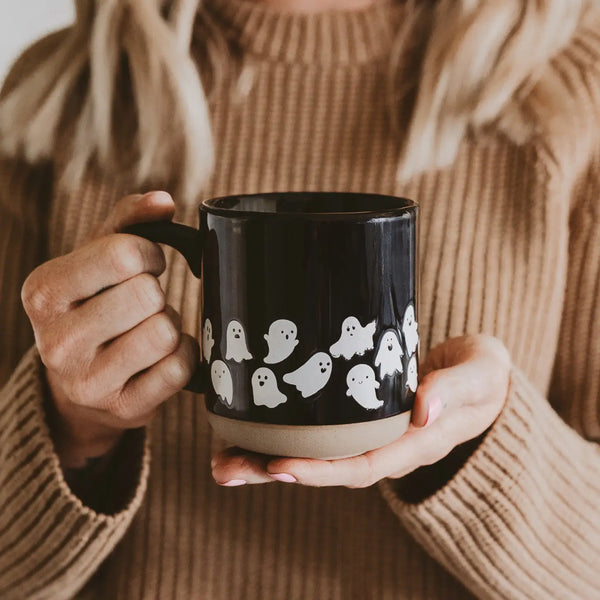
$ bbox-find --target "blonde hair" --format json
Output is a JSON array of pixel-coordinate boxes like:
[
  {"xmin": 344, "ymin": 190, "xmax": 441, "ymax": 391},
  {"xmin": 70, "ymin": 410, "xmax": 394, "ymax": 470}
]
[
  {"xmin": 396, "ymin": 0, "xmax": 589, "ymax": 180},
  {"xmin": 0, "ymin": 0, "xmax": 213, "ymax": 201},
  {"xmin": 0, "ymin": 0, "xmax": 593, "ymax": 201}
]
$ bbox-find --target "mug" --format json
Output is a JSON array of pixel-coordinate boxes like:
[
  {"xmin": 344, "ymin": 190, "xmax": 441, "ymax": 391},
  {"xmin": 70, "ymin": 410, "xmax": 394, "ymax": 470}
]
[{"xmin": 125, "ymin": 192, "xmax": 419, "ymax": 459}]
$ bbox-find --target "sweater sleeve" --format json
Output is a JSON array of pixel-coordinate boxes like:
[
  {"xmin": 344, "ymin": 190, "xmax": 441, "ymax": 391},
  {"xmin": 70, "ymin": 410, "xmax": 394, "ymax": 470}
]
[
  {"xmin": 379, "ymin": 151, "xmax": 600, "ymax": 599},
  {"xmin": 0, "ymin": 46, "xmax": 150, "ymax": 600}
]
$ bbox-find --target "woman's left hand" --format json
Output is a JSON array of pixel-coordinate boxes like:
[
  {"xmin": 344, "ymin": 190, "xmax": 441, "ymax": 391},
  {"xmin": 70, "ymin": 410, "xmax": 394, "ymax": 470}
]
[{"xmin": 211, "ymin": 334, "xmax": 510, "ymax": 488}]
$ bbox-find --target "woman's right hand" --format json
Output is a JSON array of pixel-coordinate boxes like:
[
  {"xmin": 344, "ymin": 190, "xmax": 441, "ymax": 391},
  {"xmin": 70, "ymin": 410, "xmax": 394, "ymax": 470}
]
[{"xmin": 21, "ymin": 192, "xmax": 199, "ymax": 468}]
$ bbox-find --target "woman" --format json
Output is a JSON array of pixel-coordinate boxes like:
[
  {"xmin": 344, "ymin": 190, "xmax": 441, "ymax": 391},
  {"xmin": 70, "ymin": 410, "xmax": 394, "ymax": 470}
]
[{"xmin": 0, "ymin": 0, "xmax": 599, "ymax": 598}]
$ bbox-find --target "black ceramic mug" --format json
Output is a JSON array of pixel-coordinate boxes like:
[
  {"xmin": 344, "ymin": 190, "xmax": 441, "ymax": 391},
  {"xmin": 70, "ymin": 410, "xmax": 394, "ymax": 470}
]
[{"xmin": 125, "ymin": 192, "xmax": 419, "ymax": 459}]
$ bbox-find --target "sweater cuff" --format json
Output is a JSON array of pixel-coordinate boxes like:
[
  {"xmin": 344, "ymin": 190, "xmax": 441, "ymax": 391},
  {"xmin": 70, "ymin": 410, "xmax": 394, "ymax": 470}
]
[
  {"xmin": 0, "ymin": 347, "xmax": 150, "ymax": 598},
  {"xmin": 378, "ymin": 365, "xmax": 600, "ymax": 599}
]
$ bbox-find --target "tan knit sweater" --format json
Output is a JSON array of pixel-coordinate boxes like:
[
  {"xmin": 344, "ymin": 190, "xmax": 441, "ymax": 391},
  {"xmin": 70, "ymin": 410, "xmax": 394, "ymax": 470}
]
[{"xmin": 1, "ymin": 1, "xmax": 600, "ymax": 599}]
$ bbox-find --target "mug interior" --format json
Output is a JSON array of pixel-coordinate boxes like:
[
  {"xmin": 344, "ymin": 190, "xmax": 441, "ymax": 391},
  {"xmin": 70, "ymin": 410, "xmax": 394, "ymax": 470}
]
[{"xmin": 202, "ymin": 192, "xmax": 416, "ymax": 217}]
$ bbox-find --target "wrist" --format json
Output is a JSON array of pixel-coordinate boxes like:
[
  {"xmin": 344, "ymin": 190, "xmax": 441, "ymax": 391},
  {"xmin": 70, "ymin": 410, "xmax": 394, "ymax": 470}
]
[
  {"xmin": 48, "ymin": 400, "xmax": 125, "ymax": 468},
  {"xmin": 395, "ymin": 429, "xmax": 490, "ymax": 503},
  {"xmin": 62, "ymin": 428, "xmax": 146, "ymax": 514},
  {"xmin": 43, "ymin": 370, "xmax": 125, "ymax": 468}
]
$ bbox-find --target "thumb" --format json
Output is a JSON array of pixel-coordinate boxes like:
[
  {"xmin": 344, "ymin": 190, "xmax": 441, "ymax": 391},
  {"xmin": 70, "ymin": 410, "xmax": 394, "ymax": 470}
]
[
  {"xmin": 411, "ymin": 335, "xmax": 509, "ymax": 427},
  {"xmin": 92, "ymin": 191, "xmax": 176, "ymax": 239},
  {"xmin": 410, "ymin": 365, "xmax": 463, "ymax": 428}
]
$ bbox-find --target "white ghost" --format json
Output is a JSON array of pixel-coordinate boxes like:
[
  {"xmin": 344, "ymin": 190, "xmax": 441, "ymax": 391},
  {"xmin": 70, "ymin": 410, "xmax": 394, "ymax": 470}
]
[
  {"xmin": 283, "ymin": 352, "xmax": 332, "ymax": 398},
  {"xmin": 225, "ymin": 320, "xmax": 253, "ymax": 362},
  {"xmin": 406, "ymin": 355, "xmax": 418, "ymax": 393},
  {"xmin": 264, "ymin": 319, "xmax": 299, "ymax": 364},
  {"xmin": 346, "ymin": 364, "xmax": 383, "ymax": 410},
  {"xmin": 202, "ymin": 318, "xmax": 215, "ymax": 363},
  {"xmin": 211, "ymin": 360, "xmax": 233, "ymax": 406},
  {"xmin": 374, "ymin": 329, "xmax": 404, "ymax": 379},
  {"xmin": 329, "ymin": 316, "xmax": 377, "ymax": 360},
  {"xmin": 251, "ymin": 367, "xmax": 287, "ymax": 408},
  {"xmin": 402, "ymin": 303, "xmax": 419, "ymax": 357}
]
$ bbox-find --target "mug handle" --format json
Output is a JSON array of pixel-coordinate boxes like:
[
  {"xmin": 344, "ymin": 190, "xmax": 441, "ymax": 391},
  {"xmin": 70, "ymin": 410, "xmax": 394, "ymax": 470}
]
[{"xmin": 123, "ymin": 221, "xmax": 207, "ymax": 393}]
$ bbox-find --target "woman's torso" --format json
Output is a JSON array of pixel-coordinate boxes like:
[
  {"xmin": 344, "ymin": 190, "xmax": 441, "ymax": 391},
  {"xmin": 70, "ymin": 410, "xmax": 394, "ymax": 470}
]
[{"xmin": 45, "ymin": 4, "xmax": 579, "ymax": 598}]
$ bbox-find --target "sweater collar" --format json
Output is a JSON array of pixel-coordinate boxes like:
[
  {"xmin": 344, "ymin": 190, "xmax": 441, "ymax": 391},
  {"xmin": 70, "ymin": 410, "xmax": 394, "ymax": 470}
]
[{"xmin": 202, "ymin": 0, "xmax": 406, "ymax": 65}]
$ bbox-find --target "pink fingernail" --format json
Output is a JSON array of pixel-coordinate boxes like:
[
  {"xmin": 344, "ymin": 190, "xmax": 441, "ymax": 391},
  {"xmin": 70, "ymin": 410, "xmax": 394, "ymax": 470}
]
[
  {"xmin": 221, "ymin": 479, "xmax": 246, "ymax": 487},
  {"xmin": 270, "ymin": 473, "xmax": 297, "ymax": 483},
  {"xmin": 425, "ymin": 397, "xmax": 443, "ymax": 426}
]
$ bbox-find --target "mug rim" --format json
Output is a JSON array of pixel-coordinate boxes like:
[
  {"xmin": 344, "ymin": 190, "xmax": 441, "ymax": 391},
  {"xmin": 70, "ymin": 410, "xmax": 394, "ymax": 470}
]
[{"xmin": 200, "ymin": 191, "xmax": 418, "ymax": 220}]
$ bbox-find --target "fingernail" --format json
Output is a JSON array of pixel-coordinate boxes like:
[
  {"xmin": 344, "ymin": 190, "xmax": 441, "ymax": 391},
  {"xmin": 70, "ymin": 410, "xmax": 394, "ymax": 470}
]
[
  {"xmin": 269, "ymin": 473, "xmax": 297, "ymax": 483},
  {"xmin": 146, "ymin": 190, "xmax": 173, "ymax": 205},
  {"xmin": 221, "ymin": 479, "xmax": 246, "ymax": 487},
  {"xmin": 425, "ymin": 396, "xmax": 443, "ymax": 427}
]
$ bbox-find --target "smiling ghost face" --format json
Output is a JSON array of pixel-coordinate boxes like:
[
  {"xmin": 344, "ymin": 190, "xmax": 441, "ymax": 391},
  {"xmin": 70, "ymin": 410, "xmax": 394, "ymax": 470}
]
[
  {"xmin": 346, "ymin": 364, "xmax": 382, "ymax": 410},
  {"xmin": 317, "ymin": 355, "xmax": 330, "ymax": 374}
]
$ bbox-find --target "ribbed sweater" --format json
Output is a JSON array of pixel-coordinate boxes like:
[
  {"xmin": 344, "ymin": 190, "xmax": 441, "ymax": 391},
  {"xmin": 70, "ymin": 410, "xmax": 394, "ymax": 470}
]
[{"xmin": 1, "ymin": 1, "xmax": 600, "ymax": 598}]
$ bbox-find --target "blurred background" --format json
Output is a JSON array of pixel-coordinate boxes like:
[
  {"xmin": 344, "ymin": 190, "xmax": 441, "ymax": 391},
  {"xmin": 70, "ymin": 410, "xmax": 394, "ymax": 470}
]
[{"xmin": 0, "ymin": 1, "xmax": 74, "ymax": 82}]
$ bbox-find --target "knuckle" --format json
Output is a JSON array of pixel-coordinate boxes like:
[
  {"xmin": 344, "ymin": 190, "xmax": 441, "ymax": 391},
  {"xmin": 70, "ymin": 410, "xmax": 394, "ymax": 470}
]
[
  {"xmin": 39, "ymin": 334, "xmax": 72, "ymax": 371},
  {"xmin": 489, "ymin": 338, "xmax": 510, "ymax": 365},
  {"xmin": 151, "ymin": 313, "xmax": 181, "ymax": 354},
  {"xmin": 70, "ymin": 376, "xmax": 95, "ymax": 405},
  {"xmin": 181, "ymin": 333, "xmax": 200, "ymax": 361},
  {"xmin": 161, "ymin": 353, "xmax": 191, "ymax": 389},
  {"xmin": 348, "ymin": 479, "xmax": 369, "ymax": 489},
  {"xmin": 106, "ymin": 235, "xmax": 146, "ymax": 279},
  {"xmin": 430, "ymin": 444, "xmax": 449, "ymax": 466},
  {"xmin": 347, "ymin": 455, "xmax": 377, "ymax": 489},
  {"xmin": 418, "ymin": 370, "xmax": 441, "ymax": 394},
  {"xmin": 473, "ymin": 333, "xmax": 498, "ymax": 346},
  {"xmin": 469, "ymin": 334, "xmax": 511, "ymax": 374},
  {"xmin": 348, "ymin": 476, "xmax": 375, "ymax": 489},
  {"xmin": 133, "ymin": 274, "xmax": 165, "ymax": 314},
  {"xmin": 231, "ymin": 454, "xmax": 253, "ymax": 473},
  {"xmin": 474, "ymin": 333, "xmax": 509, "ymax": 358},
  {"xmin": 107, "ymin": 393, "xmax": 136, "ymax": 422},
  {"xmin": 21, "ymin": 270, "xmax": 55, "ymax": 319},
  {"xmin": 421, "ymin": 447, "xmax": 442, "ymax": 467}
]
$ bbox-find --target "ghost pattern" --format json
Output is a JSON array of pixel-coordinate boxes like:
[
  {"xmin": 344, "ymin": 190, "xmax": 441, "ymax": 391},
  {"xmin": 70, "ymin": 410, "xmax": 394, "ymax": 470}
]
[
  {"xmin": 225, "ymin": 320, "xmax": 253, "ymax": 362},
  {"xmin": 202, "ymin": 318, "xmax": 215, "ymax": 363},
  {"xmin": 251, "ymin": 367, "xmax": 287, "ymax": 408},
  {"xmin": 402, "ymin": 303, "xmax": 419, "ymax": 358},
  {"xmin": 283, "ymin": 352, "xmax": 333, "ymax": 398},
  {"xmin": 211, "ymin": 360, "xmax": 233, "ymax": 406},
  {"xmin": 264, "ymin": 319, "xmax": 299, "ymax": 364},
  {"xmin": 406, "ymin": 355, "xmax": 418, "ymax": 393},
  {"xmin": 346, "ymin": 364, "xmax": 383, "ymax": 410},
  {"xmin": 329, "ymin": 316, "xmax": 377, "ymax": 360},
  {"xmin": 207, "ymin": 307, "xmax": 416, "ymax": 407},
  {"xmin": 374, "ymin": 329, "xmax": 404, "ymax": 379}
]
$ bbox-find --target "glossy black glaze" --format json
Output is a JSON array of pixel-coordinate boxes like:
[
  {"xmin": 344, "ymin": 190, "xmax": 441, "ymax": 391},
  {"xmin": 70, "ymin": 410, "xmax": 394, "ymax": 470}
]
[{"xmin": 127, "ymin": 192, "xmax": 418, "ymax": 426}]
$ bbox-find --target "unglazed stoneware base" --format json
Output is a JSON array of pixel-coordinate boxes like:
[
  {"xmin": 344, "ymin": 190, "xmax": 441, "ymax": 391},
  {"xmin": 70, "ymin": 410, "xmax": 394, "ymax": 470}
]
[{"xmin": 207, "ymin": 411, "xmax": 412, "ymax": 459}]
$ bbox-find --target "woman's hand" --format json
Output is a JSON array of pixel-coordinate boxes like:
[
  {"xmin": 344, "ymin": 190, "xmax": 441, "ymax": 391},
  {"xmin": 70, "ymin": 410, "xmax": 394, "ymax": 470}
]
[
  {"xmin": 21, "ymin": 191, "xmax": 199, "ymax": 469},
  {"xmin": 211, "ymin": 334, "xmax": 510, "ymax": 488}
]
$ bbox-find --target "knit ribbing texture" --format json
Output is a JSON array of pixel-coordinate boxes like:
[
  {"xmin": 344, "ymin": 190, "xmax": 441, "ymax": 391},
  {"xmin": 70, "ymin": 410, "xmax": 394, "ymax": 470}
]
[{"xmin": 1, "ymin": 1, "xmax": 599, "ymax": 598}]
